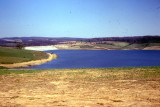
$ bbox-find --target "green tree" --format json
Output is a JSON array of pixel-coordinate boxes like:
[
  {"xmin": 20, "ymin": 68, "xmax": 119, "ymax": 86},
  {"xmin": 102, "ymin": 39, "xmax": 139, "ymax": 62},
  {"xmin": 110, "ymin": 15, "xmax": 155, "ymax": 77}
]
[{"xmin": 16, "ymin": 43, "xmax": 24, "ymax": 49}]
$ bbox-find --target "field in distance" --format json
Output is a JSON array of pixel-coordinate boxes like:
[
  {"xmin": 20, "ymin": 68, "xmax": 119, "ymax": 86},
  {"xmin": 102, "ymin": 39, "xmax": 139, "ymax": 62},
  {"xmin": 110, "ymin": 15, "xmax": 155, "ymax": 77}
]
[
  {"xmin": 0, "ymin": 67, "xmax": 159, "ymax": 106},
  {"xmin": 55, "ymin": 41, "xmax": 160, "ymax": 50}
]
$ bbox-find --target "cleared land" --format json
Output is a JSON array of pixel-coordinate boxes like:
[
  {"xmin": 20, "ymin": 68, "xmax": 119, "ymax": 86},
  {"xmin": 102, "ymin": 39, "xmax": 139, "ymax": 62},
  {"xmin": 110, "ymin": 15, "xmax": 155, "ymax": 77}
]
[
  {"xmin": 55, "ymin": 41, "xmax": 160, "ymax": 50},
  {"xmin": 24, "ymin": 46, "xmax": 58, "ymax": 51},
  {"xmin": 0, "ymin": 67, "xmax": 160, "ymax": 106}
]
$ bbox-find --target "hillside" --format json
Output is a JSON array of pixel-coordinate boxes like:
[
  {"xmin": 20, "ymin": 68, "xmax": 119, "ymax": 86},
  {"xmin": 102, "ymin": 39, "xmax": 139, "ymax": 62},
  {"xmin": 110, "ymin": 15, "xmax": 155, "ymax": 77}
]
[
  {"xmin": 54, "ymin": 41, "xmax": 160, "ymax": 50},
  {"xmin": 85, "ymin": 36, "xmax": 160, "ymax": 43},
  {"xmin": 0, "ymin": 37, "xmax": 86, "ymax": 47},
  {"xmin": 0, "ymin": 47, "xmax": 48, "ymax": 64},
  {"xmin": 0, "ymin": 36, "xmax": 160, "ymax": 50}
]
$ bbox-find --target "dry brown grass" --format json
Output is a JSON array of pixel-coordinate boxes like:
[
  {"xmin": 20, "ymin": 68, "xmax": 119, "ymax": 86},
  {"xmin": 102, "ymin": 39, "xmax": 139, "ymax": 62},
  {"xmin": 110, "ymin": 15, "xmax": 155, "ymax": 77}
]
[
  {"xmin": 143, "ymin": 46, "xmax": 160, "ymax": 50},
  {"xmin": 0, "ymin": 67, "xmax": 160, "ymax": 106}
]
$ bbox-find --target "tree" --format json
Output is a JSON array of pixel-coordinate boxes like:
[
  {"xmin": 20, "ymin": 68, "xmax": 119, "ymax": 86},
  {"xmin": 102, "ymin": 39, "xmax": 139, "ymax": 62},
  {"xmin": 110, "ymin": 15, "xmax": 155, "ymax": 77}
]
[{"xmin": 16, "ymin": 43, "xmax": 24, "ymax": 49}]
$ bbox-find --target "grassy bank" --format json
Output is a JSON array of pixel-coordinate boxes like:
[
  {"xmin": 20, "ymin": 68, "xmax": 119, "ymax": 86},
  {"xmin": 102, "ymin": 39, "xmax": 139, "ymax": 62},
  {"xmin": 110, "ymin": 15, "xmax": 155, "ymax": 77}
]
[
  {"xmin": 0, "ymin": 67, "xmax": 160, "ymax": 106},
  {"xmin": 0, "ymin": 47, "xmax": 48, "ymax": 64}
]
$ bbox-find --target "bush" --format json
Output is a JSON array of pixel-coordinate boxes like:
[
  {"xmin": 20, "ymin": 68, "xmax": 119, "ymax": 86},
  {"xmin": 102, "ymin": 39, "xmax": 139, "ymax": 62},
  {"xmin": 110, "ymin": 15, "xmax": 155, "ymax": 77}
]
[{"xmin": 16, "ymin": 43, "xmax": 24, "ymax": 49}]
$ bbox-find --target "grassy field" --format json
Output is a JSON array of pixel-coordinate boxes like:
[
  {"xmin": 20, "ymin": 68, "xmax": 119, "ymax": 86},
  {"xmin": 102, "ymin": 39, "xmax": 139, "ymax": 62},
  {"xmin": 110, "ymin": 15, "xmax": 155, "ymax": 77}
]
[
  {"xmin": 56, "ymin": 41, "xmax": 160, "ymax": 50},
  {"xmin": 92, "ymin": 42, "xmax": 160, "ymax": 50},
  {"xmin": 0, "ymin": 47, "xmax": 48, "ymax": 64},
  {"xmin": 0, "ymin": 67, "xmax": 160, "ymax": 106}
]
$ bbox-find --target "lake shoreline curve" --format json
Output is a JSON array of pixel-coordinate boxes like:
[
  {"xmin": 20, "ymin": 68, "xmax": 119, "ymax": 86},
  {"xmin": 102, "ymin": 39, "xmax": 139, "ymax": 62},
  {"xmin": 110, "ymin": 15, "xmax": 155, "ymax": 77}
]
[{"xmin": 0, "ymin": 53, "xmax": 58, "ymax": 68}]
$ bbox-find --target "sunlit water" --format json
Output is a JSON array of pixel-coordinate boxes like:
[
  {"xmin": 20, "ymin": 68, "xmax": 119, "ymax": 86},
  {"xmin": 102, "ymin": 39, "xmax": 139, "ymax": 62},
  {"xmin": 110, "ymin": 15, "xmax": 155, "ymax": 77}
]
[{"xmin": 21, "ymin": 50, "xmax": 160, "ymax": 69}]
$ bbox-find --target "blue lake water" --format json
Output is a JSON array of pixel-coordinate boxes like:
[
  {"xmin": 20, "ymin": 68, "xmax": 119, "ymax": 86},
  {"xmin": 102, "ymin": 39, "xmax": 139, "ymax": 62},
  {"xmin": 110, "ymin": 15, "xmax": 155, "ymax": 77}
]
[{"xmin": 22, "ymin": 50, "xmax": 160, "ymax": 69}]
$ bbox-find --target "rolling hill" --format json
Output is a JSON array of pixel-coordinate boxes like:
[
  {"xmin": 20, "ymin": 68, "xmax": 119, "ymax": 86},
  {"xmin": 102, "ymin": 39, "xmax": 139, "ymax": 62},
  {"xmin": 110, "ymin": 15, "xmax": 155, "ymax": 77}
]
[{"xmin": 0, "ymin": 36, "xmax": 160, "ymax": 50}]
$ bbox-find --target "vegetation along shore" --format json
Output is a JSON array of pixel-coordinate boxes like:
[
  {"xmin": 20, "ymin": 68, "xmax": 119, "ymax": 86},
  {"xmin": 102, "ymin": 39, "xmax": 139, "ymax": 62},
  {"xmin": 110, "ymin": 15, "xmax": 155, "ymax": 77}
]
[
  {"xmin": 0, "ymin": 67, "xmax": 160, "ymax": 106},
  {"xmin": 0, "ymin": 46, "xmax": 58, "ymax": 68}
]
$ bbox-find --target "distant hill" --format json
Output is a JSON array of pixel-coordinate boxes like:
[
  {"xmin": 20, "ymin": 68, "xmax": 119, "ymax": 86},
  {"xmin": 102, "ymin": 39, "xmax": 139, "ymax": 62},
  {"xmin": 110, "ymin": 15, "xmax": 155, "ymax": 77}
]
[
  {"xmin": 0, "ymin": 36, "xmax": 160, "ymax": 49},
  {"xmin": 1, "ymin": 37, "xmax": 86, "ymax": 42},
  {"xmin": 0, "ymin": 37, "xmax": 86, "ymax": 47},
  {"xmin": 85, "ymin": 36, "xmax": 160, "ymax": 43}
]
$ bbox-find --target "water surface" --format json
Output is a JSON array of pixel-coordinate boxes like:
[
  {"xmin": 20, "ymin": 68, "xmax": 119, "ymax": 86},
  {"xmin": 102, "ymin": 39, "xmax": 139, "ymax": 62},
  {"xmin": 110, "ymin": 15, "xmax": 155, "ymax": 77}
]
[{"xmin": 22, "ymin": 50, "xmax": 160, "ymax": 69}]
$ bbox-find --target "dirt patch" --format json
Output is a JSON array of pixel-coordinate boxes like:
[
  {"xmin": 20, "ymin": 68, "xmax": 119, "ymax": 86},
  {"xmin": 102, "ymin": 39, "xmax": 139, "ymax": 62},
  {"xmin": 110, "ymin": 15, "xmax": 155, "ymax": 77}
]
[
  {"xmin": 0, "ymin": 69, "xmax": 160, "ymax": 106},
  {"xmin": 143, "ymin": 46, "xmax": 160, "ymax": 50}
]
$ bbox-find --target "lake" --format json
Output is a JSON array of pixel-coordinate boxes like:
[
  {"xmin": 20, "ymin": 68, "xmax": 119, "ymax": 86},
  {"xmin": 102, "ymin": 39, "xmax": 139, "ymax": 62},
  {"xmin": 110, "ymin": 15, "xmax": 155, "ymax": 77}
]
[
  {"xmin": 22, "ymin": 50, "xmax": 160, "ymax": 69},
  {"xmin": 20, "ymin": 50, "xmax": 160, "ymax": 69}
]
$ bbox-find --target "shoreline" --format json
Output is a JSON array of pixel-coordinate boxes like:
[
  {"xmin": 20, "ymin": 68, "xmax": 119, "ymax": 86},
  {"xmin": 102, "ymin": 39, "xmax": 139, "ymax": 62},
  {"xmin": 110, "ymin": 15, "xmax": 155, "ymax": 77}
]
[
  {"xmin": 24, "ymin": 45, "xmax": 160, "ymax": 50},
  {"xmin": 0, "ymin": 53, "xmax": 58, "ymax": 68},
  {"xmin": 24, "ymin": 45, "xmax": 58, "ymax": 51}
]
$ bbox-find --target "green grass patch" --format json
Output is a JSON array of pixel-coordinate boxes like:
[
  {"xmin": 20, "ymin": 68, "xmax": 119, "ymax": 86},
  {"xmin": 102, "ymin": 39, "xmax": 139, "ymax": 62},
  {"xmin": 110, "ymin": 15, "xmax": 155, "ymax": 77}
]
[
  {"xmin": 122, "ymin": 43, "xmax": 151, "ymax": 49},
  {"xmin": 94, "ymin": 41, "xmax": 129, "ymax": 49},
  {"xmin": 0, "ymin": 47, "xmax": 48, "ymax": 64},
  {"xmin": 0, "ymin": 69, "xmax": 43, "ymax": 75},
  {"xmin": 0, "ymin": 66, "xmax": 8, "ymax": 69},
  {"xmin": 0, "ymin": 67, "xmax": 160, "ymax": 82},
  {"xmin": 51, "ymin": 67, "xmax": 160, "ymax": 81},
  {"xmin": 80, "ymin": 45, "xmax": 94, "ymax": 48}
]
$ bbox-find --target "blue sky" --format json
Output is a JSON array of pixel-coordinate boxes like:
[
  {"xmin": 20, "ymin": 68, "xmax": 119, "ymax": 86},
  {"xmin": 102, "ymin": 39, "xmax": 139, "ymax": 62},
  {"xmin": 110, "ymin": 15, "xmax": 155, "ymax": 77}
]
[{"xmin": 0, "ymin": 0, "xmax": 160, "ymax": 38}]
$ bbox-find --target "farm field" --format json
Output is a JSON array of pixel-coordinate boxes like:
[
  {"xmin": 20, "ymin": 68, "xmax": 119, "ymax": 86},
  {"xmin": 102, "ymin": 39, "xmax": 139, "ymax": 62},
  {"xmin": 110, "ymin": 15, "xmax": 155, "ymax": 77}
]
[{"xmin": 55, "ymin": 41, "xmax": 160, "ymax": 50}]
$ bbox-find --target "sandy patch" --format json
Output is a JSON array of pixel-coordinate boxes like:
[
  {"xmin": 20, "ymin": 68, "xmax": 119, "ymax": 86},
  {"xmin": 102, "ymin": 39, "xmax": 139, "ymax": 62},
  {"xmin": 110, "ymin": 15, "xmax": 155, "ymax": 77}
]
[
  {"xmin": 143, "ymin": 46, "xmax": 160, "ymax": 50},
  {"xmin": 24, "ymin": 46, "xmax": 58, "ymax": 51}
]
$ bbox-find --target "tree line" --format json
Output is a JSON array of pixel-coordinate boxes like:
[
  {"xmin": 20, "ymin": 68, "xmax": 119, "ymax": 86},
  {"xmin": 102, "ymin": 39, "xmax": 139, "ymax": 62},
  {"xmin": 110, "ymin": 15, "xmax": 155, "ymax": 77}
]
[{"xmin": 84, "ymin": 36, "xmax": 160, "ymax": 43}]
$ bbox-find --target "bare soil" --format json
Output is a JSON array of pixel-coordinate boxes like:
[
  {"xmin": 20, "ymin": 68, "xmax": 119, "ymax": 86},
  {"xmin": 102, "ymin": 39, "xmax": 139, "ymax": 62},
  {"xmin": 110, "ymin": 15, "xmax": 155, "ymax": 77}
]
[
  {"xmin": 0, "ymin": 68, "xmax": 160, "ymax": 107},
  {"xmin": 143, "ymin": 46, "xmax": 160, "ymax": 50}
]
